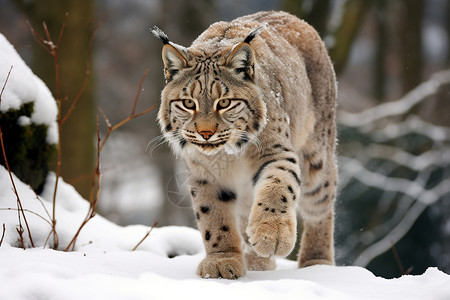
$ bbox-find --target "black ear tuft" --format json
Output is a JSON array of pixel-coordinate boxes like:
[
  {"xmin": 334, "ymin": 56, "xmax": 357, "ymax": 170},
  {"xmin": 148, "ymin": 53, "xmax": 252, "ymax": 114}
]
[
  {"xmin": 243, "ymin": 24, "xmax": 265, "ymax": 44},
  {"xmin": 151, "ymin": 26, "xmax": 170, "ymax": 44}
]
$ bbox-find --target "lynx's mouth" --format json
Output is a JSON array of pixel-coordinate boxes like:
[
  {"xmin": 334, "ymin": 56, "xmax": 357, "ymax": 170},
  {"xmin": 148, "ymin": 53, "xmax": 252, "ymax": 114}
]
[{"xmin": 190, "ymin": 140, "xmax": 228, "ymax": 154}]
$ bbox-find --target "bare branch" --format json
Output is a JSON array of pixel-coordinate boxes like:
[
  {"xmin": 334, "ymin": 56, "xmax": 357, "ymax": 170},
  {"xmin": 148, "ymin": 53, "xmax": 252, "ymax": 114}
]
[
  {"xmin": 64, "ymin": 115, "xmax": 101, "ymax": 251},
  {"xmin": 131, "ymin": 68, "xmax": 149, "ymax": 115},
  {"xmin": 57, "ymin": 13, "xmax": 69, "ymax": 46},
  {"xmin": 99, "ymin": 68, "xmax": 155, "ymax": 152},
  {"xmin": 27, "ymin": 14, "xmax": 97, "ymax": 249},
  {"xmin": 27, "ymin": 20, "xmax": 51, "ymax": 53},
  {"xmin": 338, "ymin": 69, "xmax": 450, "ymax": 128},
  {"xmin": 60, "ymin": 67, "xmax": 90, "ymax": 124}
]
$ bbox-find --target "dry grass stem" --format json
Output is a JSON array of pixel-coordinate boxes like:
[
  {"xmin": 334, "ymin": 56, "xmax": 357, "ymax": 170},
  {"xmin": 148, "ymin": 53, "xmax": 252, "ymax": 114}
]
[
  {"xmin": 0, "ymin": 224, "xmax": 5, "ymax": 247},
  {"xmin": 132, "ymin": 221, "xmax": 158, "ymax": 251},
  {"xmin": 391, "ymin": 244, "xmax": 413, "ymax": 276},
  {"xmin": 0, "ymin": 66, "xmax": 13, "ymax": 101}
]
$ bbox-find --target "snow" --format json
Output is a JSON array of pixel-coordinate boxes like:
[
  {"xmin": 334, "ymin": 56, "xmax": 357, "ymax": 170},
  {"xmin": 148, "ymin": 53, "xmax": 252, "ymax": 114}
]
[
  {"xmin": 0, "ymin": 33, "xmax": 58, "ymax": 144},
  {"xmin": 1, "ymin": 165, "xmax": 450, "ymax": 300}
]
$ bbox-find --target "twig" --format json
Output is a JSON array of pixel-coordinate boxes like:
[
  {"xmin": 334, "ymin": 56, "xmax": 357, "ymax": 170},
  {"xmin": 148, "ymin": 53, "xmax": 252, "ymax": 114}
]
[
  {"xmin": 60, "ymin": 68, "xmax": 89, "ymax": 124},
  {"xmin": 391, "ymin": 243, "xmax": 413, "ymax": 276},
  {"xmin": 0, "ymin": 66, "xmax": 13, "ymax": 104},
  {"xmin": 16, "ymin": 226, "xmax": 25, "ymax": 249},
  {"xmin": 57, "ymin": 13, "xmax": 68, "ymax": 46},
  {"xmin": 60, "ymin": 22, "xmax": 101, "ymax": 125},
  {"xmin": 99, "ymin": 68, "xmax": 154, "ymax": 152},
  {"xmin": 33, "ymin": 191, "xmax": 53, "ymax": 225},
  {"xmin": 0, "ymin": 208, "xmax": 52, "ymax": 226},
  {"xmin": 27, "ymin": 20, "xmax": 50, "ymax": 54},
  {"xmin": 43, "ymin": 230, "xmax": 53, "ymax": 249},
  {"xmin": 32, "ymin": 189, "xmax": 56, "ymax": 249},
  {"xmin": 64, "ymin": 67, "xmax": 154, "ymax": 251},
  {"xmin": 1, "ymin": 128, "xmax": 35, "ymax": 248},
  {"xmin": 132, "ymin": 221, "xmax": 158, "ymax": 251},
  {"xmin": 131, "ymin": 68, "xmax": 149, "ymax": 115},
  {"xmin": 391, "ymin": 243, "xmax": 405, "ymax": 275},
  {"xmin": 51, "ymin": 101, "xmax": 61, "ymax": 249},
  {"xmin": 0, "ymin": 69, "xmax": 35, "ymax": 248},
  {"xmin": 0, "ymin": 224, "xmax": 5, "ymax": 247},
  {"xmin": 64, "ymin": 115, "xmax": 101, "ymax": 252}
]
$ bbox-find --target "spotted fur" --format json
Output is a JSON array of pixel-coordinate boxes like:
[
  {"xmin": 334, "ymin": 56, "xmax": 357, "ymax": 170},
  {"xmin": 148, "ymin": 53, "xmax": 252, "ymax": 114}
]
[{"xmin": 155, "ymin": 11, "xmax": 337, "ymax": 279}]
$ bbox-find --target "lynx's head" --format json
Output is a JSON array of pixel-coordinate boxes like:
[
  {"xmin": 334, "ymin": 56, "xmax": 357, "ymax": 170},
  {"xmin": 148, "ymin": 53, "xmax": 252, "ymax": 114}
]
[{"xmin": 153, "ymin": 26, "xmax": 266, "ymax": 156}]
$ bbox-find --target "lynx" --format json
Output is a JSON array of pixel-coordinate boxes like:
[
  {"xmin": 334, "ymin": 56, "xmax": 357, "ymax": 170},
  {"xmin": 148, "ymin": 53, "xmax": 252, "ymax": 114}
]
[{"xmin": 153, "ymin": 11, "xmax": 337, "ymax": 279}]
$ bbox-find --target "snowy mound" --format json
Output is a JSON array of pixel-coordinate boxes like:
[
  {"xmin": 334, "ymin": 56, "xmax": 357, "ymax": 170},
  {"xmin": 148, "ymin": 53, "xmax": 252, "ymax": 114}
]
[
  {"xmin": 0, "ymin": 165, "xmax": 449, "ymax": 300},
  {"xmin": 0, "ymin": 33, "xmax": 58, "ymax": 144}
]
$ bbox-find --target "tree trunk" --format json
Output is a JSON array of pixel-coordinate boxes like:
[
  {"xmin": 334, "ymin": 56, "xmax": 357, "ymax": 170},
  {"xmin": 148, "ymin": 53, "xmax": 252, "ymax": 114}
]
[
  {"xmin": 398, "ymin": 0, "xmax": 423, "ymax": 93},
  {"xmin": 374, "ymin": 0, "xmax": 387, "ymax": 100},
  {"xmin": 23, "ymin": 0, "xmax": 95, "ymax": 199},
  {"xmin": 328, "ymin": 0, "xmax": 371, "ymax": 75},
  {"xmin": 282, "ymin": 0, "xmax": 330, "ymax": 37}
]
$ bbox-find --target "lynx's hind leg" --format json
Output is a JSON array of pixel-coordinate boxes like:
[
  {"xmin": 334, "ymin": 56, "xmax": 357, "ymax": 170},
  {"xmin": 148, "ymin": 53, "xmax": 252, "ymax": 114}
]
[{"xmin": 297, "ymin": 143, "xmax": 337, "ymax": 267}]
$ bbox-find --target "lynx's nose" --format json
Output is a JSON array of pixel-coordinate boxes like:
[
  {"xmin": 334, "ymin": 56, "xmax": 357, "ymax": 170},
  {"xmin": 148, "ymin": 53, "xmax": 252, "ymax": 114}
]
[
  {"xmin": 195, "ymin": 122, "xmax": 218, "ymax": 141},
  {"xmin": 199, "ymin": 131, "xmax": 214, "ymax": 140}
]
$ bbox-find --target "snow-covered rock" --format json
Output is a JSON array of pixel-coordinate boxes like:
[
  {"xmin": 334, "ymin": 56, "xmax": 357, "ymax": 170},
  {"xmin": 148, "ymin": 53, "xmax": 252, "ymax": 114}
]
[{"xmin": 0, "ymin": 33, "xmax": 57, "ymax": 144}]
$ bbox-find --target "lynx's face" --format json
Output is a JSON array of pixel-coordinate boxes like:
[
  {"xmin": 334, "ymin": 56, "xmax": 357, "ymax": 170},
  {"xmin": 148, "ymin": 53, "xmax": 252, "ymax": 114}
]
[{"xmin": 158, "ymin": 39, "xmax": 266, "ymax": 156}]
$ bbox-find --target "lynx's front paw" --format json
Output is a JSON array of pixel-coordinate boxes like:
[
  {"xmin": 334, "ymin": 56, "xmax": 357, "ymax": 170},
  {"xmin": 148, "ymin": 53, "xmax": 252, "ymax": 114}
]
[
  {"xmin": 196, "ymin": 253, "xmax": 245, "ymax": 279},
  {"xmin": 246, "ymin": 211, "xmax": 297, "ymax": 258}
]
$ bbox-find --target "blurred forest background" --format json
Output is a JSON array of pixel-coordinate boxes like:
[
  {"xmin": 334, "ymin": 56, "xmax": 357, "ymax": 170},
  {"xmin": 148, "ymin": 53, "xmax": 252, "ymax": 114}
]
[{"xmin": 0, "ymin": 0, "xmax": 449, "ymax": 279}]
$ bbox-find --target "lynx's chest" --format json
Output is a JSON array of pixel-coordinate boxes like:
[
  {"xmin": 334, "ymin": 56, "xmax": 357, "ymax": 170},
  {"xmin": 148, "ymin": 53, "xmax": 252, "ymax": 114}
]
[{"xmin": 187, "ymin": 150, "xmax": 253, "ymax": 191}]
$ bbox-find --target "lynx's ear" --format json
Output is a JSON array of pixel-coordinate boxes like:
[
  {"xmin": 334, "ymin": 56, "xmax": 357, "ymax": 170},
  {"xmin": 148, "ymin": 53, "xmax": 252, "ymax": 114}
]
[
  {"xmin": 151, "ymin": 26, "xmax": 188, "ymax": 82},
  {"xmin": 226, "ymin": 42, "xmax": 255, "ymax": 80},
  {"xmin": 162, "ymin": 44, "xmax": 188, "ymax": 81},
  {"xmin": 225, "ymin": 25, "xmax": 264, "ymax": 81}
]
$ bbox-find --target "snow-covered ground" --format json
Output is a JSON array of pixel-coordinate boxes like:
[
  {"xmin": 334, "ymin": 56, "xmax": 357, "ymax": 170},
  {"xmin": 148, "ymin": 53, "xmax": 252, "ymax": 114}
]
[{"xmin": 1, "ymin": 165, "xmax": 449, "ymax": 300}]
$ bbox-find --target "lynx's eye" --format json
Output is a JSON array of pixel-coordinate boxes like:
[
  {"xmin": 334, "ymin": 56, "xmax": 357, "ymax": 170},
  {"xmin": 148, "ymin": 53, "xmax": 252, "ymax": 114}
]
[
  {"xmin": 182, "ymin": 99, "xmax": 196, "ymax": 110},
  {"xmin": 217, "ymin": 99, "xmax": 231, "ymax": 110}
]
